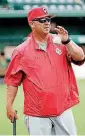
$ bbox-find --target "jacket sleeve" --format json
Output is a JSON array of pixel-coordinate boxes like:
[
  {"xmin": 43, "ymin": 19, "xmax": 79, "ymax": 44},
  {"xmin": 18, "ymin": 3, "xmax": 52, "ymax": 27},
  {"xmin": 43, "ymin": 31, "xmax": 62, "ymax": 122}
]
[
  {"xmin": 4, "ymin": 49, "xmax": 24, "ymax": 86},
  {"xmin": 65, "ymin": 46, "xmax": 85, "ymax": 66},
  {"xmin": 71, "ymin": 57, "xmax": 85, "ymax": 65}
]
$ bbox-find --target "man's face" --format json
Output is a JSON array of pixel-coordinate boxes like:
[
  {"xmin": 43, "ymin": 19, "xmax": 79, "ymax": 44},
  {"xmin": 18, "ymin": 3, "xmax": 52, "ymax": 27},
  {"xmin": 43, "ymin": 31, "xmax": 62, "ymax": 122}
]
[{"xmin": 31, "ymin": 17, "xmax": 51, "ymax": 35}]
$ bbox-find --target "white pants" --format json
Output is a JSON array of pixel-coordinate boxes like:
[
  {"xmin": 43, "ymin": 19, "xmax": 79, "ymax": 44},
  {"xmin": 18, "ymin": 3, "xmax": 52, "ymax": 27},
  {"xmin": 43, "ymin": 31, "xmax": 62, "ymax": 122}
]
[{"xmin": 24, "ymin": 109, "xmax": 77, "ymax": 135}]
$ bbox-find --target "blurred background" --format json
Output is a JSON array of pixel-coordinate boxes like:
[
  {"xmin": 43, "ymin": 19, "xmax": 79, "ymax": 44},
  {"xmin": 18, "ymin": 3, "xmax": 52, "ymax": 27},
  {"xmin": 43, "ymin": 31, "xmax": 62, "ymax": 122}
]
[{"xmin": 0, "ymin": 0, "xmax": 85, "ymax": 135}]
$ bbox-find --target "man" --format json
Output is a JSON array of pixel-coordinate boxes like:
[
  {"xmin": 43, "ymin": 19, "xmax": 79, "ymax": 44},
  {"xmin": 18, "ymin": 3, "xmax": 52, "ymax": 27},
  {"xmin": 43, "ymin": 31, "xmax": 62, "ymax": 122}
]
[{"xmin": 4, "ymin": 7, "xmax": 85, "ymax": 135}]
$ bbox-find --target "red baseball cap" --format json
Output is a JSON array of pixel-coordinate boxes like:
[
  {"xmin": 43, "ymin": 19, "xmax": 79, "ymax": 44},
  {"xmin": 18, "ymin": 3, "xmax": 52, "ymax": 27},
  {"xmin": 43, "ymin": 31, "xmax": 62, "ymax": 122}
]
[{"xmin": 28, "ymin": 7, "xmax": 55, "ymax": 23}]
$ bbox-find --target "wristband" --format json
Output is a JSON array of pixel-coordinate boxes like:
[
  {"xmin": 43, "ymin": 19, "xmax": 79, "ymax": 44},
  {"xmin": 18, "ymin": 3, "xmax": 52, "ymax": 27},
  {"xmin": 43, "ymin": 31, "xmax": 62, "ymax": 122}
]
[{"xmin": 62, "ymin": 37, "xmax": 71, "ymax": 45}]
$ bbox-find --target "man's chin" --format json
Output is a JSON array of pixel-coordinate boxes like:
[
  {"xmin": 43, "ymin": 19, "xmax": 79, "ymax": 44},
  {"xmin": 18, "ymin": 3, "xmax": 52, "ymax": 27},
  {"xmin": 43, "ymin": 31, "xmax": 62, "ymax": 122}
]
[{"xmin": 44, "ymin": 31, "xmax": 49, "ymax": 35}]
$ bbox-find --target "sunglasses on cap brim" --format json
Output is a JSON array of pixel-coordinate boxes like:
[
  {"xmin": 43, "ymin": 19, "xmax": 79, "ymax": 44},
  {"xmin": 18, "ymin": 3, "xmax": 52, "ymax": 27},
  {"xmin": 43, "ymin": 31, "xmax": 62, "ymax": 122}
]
[{"xmin": 32, "ymin": 17, "xmax": 51, "ymax": 23}]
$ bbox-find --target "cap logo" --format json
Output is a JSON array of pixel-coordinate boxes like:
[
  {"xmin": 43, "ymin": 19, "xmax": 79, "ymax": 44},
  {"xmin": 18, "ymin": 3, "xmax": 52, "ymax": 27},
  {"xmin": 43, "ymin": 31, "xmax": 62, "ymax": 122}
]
[{"xmin": 42, "ymin": 7, "xmax": 47, "ymax": 14}]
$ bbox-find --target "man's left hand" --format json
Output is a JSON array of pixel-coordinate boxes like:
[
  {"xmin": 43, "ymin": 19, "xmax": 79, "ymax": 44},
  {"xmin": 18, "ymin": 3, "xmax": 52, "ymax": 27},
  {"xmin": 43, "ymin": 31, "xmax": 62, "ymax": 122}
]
[{"xmin": 54, "ymin": 26, "xmax": 68, "ymax": 42}]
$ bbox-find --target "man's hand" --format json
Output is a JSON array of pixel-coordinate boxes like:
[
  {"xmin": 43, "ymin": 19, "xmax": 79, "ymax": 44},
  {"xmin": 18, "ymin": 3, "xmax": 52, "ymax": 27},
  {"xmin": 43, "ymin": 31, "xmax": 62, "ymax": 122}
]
[
  {"xmin": 6, "ymin": 106, "xmax": 18, "ymax": 123},
  {"xmin": 54, "ymin": 26, "xmax": 68, "ymax": 42},
  {"xmin": 54, "ymin": 26, "xmax": 85, "ymax": 61}
]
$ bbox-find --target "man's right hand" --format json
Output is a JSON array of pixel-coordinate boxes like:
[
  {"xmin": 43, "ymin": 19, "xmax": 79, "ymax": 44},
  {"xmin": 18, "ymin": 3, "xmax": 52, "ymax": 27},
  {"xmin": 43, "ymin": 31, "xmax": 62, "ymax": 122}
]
[{"xmin": 6, "ymin": 107, "xmax": 18, "ymax": 123}]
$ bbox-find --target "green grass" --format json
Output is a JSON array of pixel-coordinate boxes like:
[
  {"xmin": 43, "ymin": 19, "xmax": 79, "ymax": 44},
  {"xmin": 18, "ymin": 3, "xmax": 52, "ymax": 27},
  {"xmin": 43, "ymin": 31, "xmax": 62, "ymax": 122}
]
[
  {"xmin": 72, "ymin": 79, "xmax": 85, "ymax": 135},
  {"xmin": 0, "ymin": 79, "xmax": 85, "ymax": 135}
]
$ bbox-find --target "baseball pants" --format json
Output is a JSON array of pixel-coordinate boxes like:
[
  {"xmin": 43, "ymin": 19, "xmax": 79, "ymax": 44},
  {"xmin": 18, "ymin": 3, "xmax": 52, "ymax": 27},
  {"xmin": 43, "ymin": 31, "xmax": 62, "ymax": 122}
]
[{"xmin": 24, "ymin": 109, "xmax": 77, "ymax": 135}]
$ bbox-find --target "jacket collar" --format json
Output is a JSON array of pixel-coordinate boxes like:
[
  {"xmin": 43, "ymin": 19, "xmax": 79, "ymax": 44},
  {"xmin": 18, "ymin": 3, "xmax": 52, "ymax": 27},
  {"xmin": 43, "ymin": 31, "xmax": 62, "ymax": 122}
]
[{"xmin": 28, "ymin": 33, "xmax": 53, "ymax": 50}]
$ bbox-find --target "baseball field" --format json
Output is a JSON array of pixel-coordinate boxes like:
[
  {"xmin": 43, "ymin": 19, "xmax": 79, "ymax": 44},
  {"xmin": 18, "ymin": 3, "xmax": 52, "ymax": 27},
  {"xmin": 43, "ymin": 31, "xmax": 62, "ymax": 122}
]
[{"xmin": 0, "ymin": 79, "xmax": 85, "ymax": 135}]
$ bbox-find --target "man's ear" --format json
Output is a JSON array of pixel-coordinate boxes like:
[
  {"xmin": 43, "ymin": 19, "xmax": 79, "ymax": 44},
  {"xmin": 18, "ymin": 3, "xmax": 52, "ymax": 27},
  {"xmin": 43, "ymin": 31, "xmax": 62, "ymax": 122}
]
[{"xmin": 29, "ymin": 21, "xmax": 34, "ymax": 28}]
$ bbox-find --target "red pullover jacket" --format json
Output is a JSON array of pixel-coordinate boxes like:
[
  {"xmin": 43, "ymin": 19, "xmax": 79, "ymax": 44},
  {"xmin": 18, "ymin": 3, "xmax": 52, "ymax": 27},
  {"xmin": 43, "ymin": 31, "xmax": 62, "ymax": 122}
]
[{"xmin": 4, "ymin": 34, "xmax": 84, "ymax": 116}]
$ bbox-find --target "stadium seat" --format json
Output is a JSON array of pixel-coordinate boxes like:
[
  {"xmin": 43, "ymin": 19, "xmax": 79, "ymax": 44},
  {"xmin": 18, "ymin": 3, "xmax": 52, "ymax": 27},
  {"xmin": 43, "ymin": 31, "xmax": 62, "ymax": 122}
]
[
  {"xmin": 66, "ymin": 0, "xmax": 74, "ymax": 3},
  {"xmin": 49, "ymin": 5, "xmax": 57, "ymax": 11},
  {"xmin": 58, "ymin": 0, "xmax": 66, "ymax": 3},
  {"xmin": 33, "ymin": 0, "xmax": 41, "ymax": 2},
  {"xmin": 15, "ymin": 0, "xmax": 23, "ymax": 3},
  {"xmin": 31, "ymin": 5, "xmax": 39, "ymax": 8},
  {"xmin": 82, "ymin": 5, "xmax": 85, "ymax": 9},
  {"xmin": 25, "ymin": 0, "xmax": 32, "ymax": 2},
  {"xmin": 66, "ymin": 5, "xmax": 74, "ymax": 10},
  {"xmin": 50, "ymin": 0, "xmax": 57, "ymax": 3},
  {"xmin": 74, "ymin": 4, "xmax": 82, "ymax": 10},
  {"xmin": 42, "ymin": 0, "xmax": 50, "ymax": 3},
  {"xmin": 23, "ymin": 5, "xmax": 31, "ymax": 10},
  {"xmin": 58, "ymin": 5, "xmax": 66, "ymax": 10},
  {"xmin": 7, "ymin": 0, "xmax": 14, "ymax": 2}
]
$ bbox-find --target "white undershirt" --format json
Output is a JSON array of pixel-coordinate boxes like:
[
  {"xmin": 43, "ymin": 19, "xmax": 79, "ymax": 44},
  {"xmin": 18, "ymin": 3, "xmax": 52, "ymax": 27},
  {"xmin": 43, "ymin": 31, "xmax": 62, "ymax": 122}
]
[{"xmin": 37, "ymin": 41, "xmax": 47, "ymax": 51}]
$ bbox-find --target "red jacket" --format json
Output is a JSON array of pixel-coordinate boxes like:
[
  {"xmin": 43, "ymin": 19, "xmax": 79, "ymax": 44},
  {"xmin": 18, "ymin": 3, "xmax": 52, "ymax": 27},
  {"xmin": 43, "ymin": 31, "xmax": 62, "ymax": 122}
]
[{"xmin": 4, "ymin": 34, "xmax": 84, "ymax": 116}]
